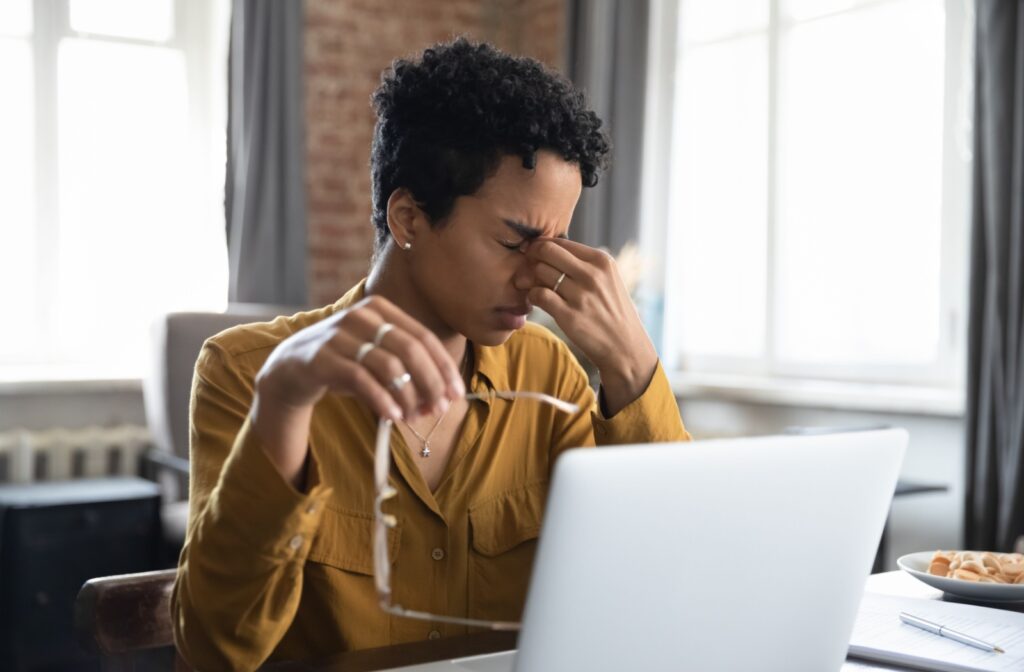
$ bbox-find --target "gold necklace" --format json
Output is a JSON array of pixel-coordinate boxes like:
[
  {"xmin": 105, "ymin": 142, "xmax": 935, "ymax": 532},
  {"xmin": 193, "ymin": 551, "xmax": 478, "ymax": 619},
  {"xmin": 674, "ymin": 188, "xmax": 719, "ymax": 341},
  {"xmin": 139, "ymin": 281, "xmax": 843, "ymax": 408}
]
[{"xmin": 402, "ymin": 406, "xmax": 450, "ymax": 458}]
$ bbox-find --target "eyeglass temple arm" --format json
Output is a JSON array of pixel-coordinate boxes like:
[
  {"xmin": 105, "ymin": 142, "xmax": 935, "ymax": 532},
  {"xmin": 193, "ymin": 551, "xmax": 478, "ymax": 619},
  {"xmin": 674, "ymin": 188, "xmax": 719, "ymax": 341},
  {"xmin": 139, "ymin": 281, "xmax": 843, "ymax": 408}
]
[
  {"xmin": 379, "ymin": 602, "xmax": 521, "ymax": 631},
  {"xmin": 465, "ymin": 390, "xmax": 580, "ymax": 415}
]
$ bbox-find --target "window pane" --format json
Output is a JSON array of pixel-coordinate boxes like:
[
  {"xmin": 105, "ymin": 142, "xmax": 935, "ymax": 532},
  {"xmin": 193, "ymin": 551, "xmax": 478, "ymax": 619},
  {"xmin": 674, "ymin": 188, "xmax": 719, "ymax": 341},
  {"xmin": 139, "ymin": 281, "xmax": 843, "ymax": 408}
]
[
  {"xmin": 667, "ymin": 36, "xmax": 768, "ymax": 358},
  {"xmin": 775, "ymin": 0, "xmax": 945, "ymax": 366},
  {"xmin": 70, "ymin": 0, "xmax": 173, "ymax": 42},
  {"xmin": 781, "ymin": 0, "xmax": 857, "ymax": 22},
  {"xmin": 0, "ymin": 38, "xmax": 37, "ymax": 358},
  {"xmin": 56, "ymin": 39, "xmax": 226, "ymax": 375},
  {"xmin": 681, "ymin": 0, "xmax": 768, "ymax": 44},
  {"xmin": 0, "ymin": 0, "xmax": 32, "ymax": 36}
]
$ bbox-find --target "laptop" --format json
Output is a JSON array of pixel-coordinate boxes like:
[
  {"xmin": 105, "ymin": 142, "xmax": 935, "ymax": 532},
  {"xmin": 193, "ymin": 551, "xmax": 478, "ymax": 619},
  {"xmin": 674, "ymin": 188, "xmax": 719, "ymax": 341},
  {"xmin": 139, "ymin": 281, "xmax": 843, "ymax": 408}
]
[{"xmin": 384, "ymin": 429, "xmax": 907, "ymax": 672}]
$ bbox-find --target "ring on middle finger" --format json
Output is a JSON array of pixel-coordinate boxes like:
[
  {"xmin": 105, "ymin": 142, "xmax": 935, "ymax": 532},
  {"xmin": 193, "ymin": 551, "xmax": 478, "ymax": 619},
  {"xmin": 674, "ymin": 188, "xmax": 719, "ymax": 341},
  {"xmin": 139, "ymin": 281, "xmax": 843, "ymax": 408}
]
[
  {"xmin": 355, "ymin": 341, "xmax": 376, "ymax": 365},
  {"xmin": 373, "ymin": 322, "xmax": 394, "ymax": 347}
]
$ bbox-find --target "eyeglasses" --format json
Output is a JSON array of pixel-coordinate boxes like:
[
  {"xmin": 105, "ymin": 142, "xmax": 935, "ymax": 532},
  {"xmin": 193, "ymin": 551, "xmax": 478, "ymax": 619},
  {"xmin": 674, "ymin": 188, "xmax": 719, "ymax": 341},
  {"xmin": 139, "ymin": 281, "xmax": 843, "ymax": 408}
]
[{"xmin": 373, "ymin": 390, "xmax": 581, "ymax": 631}]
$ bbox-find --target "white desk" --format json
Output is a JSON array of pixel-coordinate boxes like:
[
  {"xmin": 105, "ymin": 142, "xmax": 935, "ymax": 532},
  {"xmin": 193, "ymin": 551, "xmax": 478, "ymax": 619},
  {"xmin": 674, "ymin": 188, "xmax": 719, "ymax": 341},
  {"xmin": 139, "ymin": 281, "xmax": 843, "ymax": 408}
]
[
  {"xmin": 863, "ymin": 570, "xmax": 944, "ymax": 601},
  {"xmin": 272, "ymin": 572, "xmax": 975, "ymax": 671}
]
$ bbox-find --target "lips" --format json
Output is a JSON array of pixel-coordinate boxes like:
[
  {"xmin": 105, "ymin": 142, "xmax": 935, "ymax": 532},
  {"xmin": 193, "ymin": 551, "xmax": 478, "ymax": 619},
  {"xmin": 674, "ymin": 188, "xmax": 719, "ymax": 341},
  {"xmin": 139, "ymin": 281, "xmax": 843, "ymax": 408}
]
[
  {"xmin": 494, "ymin": 304, "xmax": 532, "ymax": 330},
  {"xmin": 496, "ymin": 305, "xmax": 532, "ymax": 317}
]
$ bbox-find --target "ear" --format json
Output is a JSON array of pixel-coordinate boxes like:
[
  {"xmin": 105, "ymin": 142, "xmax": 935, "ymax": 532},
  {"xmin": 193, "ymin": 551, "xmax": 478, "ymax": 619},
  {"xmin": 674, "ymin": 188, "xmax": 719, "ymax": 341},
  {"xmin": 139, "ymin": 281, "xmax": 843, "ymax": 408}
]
[{"xmin": 386, "ymin": 188, "xmax": 426, "ymax": 249}]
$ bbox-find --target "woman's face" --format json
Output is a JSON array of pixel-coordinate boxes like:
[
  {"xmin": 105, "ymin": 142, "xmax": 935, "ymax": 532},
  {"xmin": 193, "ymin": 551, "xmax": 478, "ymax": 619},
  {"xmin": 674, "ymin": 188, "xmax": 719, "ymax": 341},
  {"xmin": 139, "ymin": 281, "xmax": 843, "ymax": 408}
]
[{"xmin": 408, "ymin": 150, "xmax": 582, "ymax": 346}]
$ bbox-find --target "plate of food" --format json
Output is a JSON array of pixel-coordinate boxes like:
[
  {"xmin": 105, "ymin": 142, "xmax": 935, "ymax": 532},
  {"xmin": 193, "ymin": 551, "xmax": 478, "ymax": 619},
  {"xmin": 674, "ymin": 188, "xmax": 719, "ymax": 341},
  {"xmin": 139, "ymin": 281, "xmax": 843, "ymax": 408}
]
[{"xmin": 898, "ymin": 550, "xmax": 1024, "ymax": 602}]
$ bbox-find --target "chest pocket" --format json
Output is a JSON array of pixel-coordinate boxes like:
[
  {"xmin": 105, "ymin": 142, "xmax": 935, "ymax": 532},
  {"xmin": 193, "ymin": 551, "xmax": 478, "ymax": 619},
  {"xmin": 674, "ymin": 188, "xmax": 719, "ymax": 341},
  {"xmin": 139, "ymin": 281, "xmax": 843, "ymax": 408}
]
[
  {"xmin": 467, "ymin": 480, "xmax": 547, "ymax": 622},
  {"xmin": 308, "ymin": 507, "xmax": 400, "ymax": 574},
  {"xmin": 303, "ymin": 507, "xmax": 401, "ymax": 649}
]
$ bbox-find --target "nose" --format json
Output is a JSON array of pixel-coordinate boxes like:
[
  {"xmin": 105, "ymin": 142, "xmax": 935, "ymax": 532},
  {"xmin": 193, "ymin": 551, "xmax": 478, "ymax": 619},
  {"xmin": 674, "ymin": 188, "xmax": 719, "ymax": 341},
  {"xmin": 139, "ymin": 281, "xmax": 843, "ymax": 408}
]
[{"xmin": 511, "ymin": 256, "xmax": 535, "ymax": 291}]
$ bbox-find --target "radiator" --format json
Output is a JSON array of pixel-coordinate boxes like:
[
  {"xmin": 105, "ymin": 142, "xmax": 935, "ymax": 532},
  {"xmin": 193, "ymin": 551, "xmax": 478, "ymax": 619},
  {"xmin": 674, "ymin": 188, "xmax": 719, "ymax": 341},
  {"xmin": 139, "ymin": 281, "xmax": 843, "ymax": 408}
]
[{"xmin": 0, "ymin": 425, "xmax": 151, "ymax": 484}]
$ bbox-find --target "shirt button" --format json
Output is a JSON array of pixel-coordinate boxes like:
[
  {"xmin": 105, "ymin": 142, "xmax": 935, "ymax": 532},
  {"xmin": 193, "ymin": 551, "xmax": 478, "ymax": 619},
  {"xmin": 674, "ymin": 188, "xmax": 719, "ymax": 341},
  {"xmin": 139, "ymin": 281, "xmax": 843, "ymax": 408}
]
[
  {"xmin": 289, "ymin": 534, "xmax": 304, "ymax": 551},
  {"xmin": 428, "ymin": 630, "xmax": 441, "ymax": 640},
  {"xmin": 431, "ymin": 547, "xmax": 445, "ymax": 561}
]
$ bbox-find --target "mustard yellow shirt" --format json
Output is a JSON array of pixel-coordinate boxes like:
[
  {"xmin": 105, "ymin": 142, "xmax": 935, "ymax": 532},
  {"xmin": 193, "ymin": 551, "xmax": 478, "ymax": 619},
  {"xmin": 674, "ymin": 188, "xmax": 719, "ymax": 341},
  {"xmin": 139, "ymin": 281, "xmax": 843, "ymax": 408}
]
[{"xmin": 172, "ymin": 280, "xmax": 689, "ymax": 670}]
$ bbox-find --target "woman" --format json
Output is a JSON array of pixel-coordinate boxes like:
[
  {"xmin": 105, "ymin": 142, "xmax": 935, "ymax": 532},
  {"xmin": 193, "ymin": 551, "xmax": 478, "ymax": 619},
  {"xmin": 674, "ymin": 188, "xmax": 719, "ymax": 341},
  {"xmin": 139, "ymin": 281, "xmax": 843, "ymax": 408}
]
[{"xmin": 172, "ymin": 38, "xmax": 689, "ymax": 670}]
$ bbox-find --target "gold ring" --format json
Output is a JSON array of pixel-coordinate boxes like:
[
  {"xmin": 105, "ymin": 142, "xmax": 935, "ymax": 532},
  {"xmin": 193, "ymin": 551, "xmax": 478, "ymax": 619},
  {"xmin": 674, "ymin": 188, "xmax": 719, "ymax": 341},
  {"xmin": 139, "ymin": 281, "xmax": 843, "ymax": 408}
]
[{"xmin": 552, "ymin": 272, "xmax": 567, "ymax": 294}]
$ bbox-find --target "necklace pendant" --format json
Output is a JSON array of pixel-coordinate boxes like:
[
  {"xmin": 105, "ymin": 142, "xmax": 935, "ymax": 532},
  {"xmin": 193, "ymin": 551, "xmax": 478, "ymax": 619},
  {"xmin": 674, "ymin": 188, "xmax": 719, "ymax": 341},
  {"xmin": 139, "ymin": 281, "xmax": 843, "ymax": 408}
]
[{"xmin": 420, "ymin": 443, "xmax": 431, "ymax": 458}]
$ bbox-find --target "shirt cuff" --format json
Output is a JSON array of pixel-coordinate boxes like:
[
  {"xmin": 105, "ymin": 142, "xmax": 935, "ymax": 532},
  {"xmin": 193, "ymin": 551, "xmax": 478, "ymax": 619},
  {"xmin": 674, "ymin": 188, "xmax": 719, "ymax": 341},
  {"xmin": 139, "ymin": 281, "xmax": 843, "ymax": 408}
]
[
  {"xmin": 210, "ymin": 415, "xmax": 334, "ymax": 561},
  {"xmin": 592, "ymin": 361, "xmax": 690, "ymax": 445}
]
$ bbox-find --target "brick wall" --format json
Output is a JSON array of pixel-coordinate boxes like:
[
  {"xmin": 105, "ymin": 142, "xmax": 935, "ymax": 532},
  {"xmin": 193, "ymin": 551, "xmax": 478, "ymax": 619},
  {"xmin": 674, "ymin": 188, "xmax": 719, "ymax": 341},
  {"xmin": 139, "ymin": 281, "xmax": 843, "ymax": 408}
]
[{"xmin": 304, "ymin": 0, "xmax": 568, "ymax": 305}]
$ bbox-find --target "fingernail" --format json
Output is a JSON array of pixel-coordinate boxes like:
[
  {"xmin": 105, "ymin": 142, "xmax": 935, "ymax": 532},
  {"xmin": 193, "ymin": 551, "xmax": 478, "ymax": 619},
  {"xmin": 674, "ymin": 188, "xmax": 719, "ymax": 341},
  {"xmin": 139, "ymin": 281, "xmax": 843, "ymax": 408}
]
[
  {"xmin": 436, "ymin": 397, "xmax": 450, "ymax": 415},
  {"xmin": 389, "ymin": 405, "xmax": 403, "ymax": 421}
]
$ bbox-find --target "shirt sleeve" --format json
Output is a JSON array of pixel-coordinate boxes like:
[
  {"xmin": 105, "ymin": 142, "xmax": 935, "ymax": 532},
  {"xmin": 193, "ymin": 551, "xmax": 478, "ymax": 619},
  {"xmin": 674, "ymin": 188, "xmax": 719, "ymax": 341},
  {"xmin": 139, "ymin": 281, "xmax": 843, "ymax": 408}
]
[
  {"xmin": 592, "ymin": 361, "xmax": 691, "ymax": 445},
  {"xmin": 172, "ymin": 342, "xmax": 333, "ymax": 672},
  {"xmin": 549, "ymin": 339, "xmax": 690, "ymax": 467}
]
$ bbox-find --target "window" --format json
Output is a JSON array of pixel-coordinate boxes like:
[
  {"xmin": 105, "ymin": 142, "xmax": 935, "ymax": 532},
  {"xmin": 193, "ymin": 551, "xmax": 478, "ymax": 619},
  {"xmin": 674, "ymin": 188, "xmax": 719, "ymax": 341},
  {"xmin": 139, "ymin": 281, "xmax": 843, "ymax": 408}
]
[
  {"xmin": 0, "ymin": 0, "xmax": 230, "ymax": 381},
  {"xmin": 645, "ymin": 0, "xmax": 972, "ymax": 391}
]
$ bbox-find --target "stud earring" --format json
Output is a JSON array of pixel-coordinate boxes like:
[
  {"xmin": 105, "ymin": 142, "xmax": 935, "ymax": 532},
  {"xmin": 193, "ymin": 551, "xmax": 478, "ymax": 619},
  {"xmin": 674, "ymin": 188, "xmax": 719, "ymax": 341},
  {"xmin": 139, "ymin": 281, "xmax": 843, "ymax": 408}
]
[{"xmin": 402, "ymin": 242, "xmax": 412, "ymax": 250}]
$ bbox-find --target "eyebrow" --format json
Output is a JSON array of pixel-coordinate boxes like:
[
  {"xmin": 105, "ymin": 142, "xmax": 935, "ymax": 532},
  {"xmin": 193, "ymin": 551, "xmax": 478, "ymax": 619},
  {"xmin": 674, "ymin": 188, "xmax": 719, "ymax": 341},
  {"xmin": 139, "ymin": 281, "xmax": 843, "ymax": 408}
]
[{"xmin": 503, "ymin": 219, "xmax": 569, "ymax": 240}]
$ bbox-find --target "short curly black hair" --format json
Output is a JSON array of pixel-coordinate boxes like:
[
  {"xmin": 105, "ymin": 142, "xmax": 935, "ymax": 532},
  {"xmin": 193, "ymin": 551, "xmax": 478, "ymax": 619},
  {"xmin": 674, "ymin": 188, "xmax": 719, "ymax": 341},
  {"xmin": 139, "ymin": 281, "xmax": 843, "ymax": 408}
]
[{"xmin": 370, "ymin": 38, "xmax": 610, "ymax": 250}]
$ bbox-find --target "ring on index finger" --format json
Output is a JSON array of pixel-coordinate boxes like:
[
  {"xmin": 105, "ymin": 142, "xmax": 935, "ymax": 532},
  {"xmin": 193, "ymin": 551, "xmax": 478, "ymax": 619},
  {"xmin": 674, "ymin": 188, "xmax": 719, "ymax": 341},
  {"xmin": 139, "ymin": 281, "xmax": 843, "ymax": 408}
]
[
  {"xmin": 389, "ymin": 372, "xmax": 412, "ymax": 391},
  {"xmin": 355, "ymin": 342, "xmax": 376, "ymax": 365}
]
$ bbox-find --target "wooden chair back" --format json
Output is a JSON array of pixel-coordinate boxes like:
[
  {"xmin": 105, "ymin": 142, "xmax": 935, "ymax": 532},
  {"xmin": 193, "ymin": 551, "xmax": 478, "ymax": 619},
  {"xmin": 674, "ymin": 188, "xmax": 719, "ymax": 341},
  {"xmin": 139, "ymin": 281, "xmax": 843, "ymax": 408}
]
[{"xmin": 74, "ymin": 568, "xmax": 188, "ymax": 671}]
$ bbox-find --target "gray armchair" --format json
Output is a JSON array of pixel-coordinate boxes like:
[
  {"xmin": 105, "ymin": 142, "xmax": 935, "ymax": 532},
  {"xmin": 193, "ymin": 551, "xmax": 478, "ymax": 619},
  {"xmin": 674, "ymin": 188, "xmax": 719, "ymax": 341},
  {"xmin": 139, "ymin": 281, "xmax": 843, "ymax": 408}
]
[{"xmin": 142, "ymin": 304, "xmax": 299, "ymax": 552}]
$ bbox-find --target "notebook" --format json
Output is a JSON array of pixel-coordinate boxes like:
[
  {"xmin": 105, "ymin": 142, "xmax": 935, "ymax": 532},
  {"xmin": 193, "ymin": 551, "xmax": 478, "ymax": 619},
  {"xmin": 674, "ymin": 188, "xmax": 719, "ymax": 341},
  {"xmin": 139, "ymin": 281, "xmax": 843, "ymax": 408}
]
[{"xmin": 849, "ymin": 594, "xmax": 1024, "ymax": 672}]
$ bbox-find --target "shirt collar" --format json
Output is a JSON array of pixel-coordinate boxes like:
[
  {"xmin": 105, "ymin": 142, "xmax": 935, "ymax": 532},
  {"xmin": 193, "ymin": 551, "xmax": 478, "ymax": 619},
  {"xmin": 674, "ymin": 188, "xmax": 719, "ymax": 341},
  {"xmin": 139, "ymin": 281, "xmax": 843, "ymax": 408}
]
[
  {"xmin": 331, "ymin": 278, "xmax": 367, "ymax": 312},
  {"xmin": 471, "ymin": 340, "xmax": 510, "ymax": 394}
]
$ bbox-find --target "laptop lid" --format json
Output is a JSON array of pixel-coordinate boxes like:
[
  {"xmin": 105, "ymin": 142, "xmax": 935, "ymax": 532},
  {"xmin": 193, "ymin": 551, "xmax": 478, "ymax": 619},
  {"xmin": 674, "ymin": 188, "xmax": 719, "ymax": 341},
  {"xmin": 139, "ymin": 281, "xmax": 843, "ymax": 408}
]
[{"xmin": 512, "ymin": 429, "xmax": 907, "ymax": 672}]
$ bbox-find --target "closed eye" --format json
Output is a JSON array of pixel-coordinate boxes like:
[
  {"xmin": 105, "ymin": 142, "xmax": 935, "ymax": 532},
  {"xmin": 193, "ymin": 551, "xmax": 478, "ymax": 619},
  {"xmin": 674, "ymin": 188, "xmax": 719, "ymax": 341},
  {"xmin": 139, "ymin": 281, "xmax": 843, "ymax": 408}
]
[{"xmin": 499, "ymin": 239, "xmax": 525, "ymax": 251}]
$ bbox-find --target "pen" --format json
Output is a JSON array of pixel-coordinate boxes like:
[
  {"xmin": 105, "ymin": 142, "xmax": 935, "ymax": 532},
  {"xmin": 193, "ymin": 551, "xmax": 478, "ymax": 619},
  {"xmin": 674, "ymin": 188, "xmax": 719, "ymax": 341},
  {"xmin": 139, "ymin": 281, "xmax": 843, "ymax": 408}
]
[{"xmin": 899, "ymin": 612, "xmax": 1006, "ymax": 654}]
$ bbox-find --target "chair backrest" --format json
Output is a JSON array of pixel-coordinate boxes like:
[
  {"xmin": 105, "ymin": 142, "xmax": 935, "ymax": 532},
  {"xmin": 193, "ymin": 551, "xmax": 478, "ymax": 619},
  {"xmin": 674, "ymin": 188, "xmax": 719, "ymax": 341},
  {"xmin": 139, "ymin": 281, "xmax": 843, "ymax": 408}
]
[
  {"xmin": 142, "ymin": 305, "xmax": 298, "ymax": 499},
  {"xmin": 74, "ymin": 569, "xmax": 182, "ymax": 670}
]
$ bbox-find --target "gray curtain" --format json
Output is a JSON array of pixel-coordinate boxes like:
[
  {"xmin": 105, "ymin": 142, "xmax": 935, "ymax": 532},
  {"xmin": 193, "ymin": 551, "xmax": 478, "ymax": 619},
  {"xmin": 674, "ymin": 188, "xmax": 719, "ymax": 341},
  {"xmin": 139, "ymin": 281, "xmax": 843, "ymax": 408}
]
[
  {"xmin": 225, "ymin": 0, "xmax": 307, "ymax": 304},
  {"xmin": 964, "ymin": 0, "xmax": 1024, "ymax": 552},
  {"xmin": 566, "ymin": 0, "xmax": 649, "ymax": 252}
]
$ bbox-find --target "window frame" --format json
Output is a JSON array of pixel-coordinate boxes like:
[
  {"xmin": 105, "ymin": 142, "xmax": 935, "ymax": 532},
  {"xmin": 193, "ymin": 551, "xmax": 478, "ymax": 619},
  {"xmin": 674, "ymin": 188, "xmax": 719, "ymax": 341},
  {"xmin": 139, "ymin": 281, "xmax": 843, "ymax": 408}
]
[
  {"xmin": 640, "ymin": 0, "xmax": 973, "ymax": 395},
  {"xmin": 1, "ymin": 0, "xmax": 227, "ymax": 379}
]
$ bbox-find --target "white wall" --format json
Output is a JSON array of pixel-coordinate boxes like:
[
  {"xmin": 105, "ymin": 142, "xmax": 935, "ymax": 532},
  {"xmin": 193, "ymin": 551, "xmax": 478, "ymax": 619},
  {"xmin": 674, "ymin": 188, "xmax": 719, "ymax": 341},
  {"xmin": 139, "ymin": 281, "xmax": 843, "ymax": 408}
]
[
  {"xmin": 0, "ymin": 384, "xmax": 146, "ymax": 433},
  {"xmin": 678, "ymin": 395, "xmax": 964, "ymax": 570}
]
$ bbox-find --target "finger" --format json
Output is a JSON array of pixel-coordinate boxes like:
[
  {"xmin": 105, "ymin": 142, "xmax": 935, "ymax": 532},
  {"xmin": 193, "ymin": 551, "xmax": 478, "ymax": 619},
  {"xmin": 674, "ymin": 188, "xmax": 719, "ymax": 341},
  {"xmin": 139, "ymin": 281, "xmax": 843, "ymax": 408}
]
[
  {"xmin": 374, "ymin": 328, "xmax": 450, "ymax": 416},
  {"xmin": 529, "ymin": 262, "xmax": 580, "ymax": 303},
  {"xmin": 524, "ymin": 238, "xmax": 592, "ymax": 281},
  {"xmin": 317, "ymin": 347, "xmax": 405, "ymax": 421},
  {"xmin": 374, "ymin": 300, "xmax": 466, "ymax": 397},
  {"xmin": 345, "ymin": 297, "xmax": 464, "ymax": 399},
  {"xmin": 527, "ymin": 286, "xmax": 574, "ymax": 328},
  {"xmin": 332, "ymin": 307, "xmax": 441, "ymax": 415},
  {"xmin": 532, "ymin": 237, "xmax": 612, "ymax": 266},
  {"xmin": 331, "ymin": 331, "xmax": 420, "ymax": 417}
]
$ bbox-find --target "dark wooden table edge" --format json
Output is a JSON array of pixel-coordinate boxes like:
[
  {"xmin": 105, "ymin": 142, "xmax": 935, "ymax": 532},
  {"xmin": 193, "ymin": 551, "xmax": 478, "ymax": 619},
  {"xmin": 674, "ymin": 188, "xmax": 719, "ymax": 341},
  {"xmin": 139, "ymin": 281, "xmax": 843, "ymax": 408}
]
[{"xmin": 262, "ymin": 631, "xmax": 518, "ymax": 671}]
